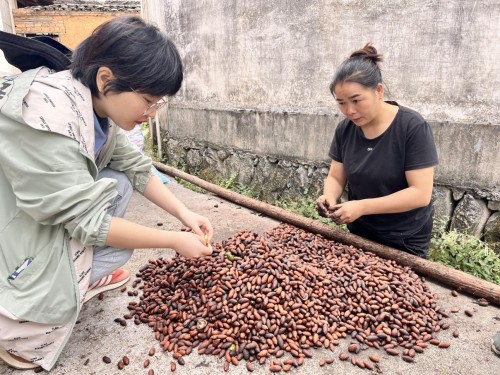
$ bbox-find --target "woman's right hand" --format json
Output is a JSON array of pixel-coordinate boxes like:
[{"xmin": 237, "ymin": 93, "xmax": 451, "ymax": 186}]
[
  {"xmin": 316, "ymin": 195, "xmax": 335, "ymax": 218},
  {"xmin": 317, "ymin": 195, "xmax": 343, "ymax": 224},
  {"xmin": 170, "ymin": 231, "xmax": 213, "ymax": 258}
]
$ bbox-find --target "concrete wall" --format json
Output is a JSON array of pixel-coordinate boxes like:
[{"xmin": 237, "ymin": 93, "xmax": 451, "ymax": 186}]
[
  {"xmin": 147, "ymin": 0, "xmax": 499, "ymax": 123},
  {"xmin": 142, "ymin": 0, "xmax": 499, "ymax": 193}
]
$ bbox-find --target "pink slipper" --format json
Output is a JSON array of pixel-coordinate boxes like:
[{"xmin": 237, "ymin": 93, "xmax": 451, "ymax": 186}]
[
  {"xmin": 83, "ymin": 268, "xmax": 130, "ymax": 303},
  {"xmin": 0, "ymin": 348, "xmax": 38, "ymax": 370}
]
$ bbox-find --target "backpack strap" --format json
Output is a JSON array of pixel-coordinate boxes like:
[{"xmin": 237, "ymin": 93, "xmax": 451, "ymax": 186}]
[{"xmin": 0, "ymin": 31, "xmax": 71, "ymax": 72}]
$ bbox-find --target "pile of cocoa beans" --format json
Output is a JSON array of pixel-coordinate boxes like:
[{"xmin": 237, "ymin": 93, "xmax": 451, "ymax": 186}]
[{"xmin": 126, "ymin": 223, "xmax": 450, "ymax": 372}]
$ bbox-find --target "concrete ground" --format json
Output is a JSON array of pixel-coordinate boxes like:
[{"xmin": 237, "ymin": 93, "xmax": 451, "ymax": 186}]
[{"xmin": 1, "ymin": 177, "xmax": 499, "ymax": 375}]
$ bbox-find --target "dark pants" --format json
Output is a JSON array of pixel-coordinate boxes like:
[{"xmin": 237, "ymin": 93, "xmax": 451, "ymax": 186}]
[{"xmin": 347, "ymin": 217, "xmax": 433, "ymax": 258}]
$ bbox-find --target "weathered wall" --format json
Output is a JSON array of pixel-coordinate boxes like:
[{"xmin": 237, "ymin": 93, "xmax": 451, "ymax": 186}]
[{"xmin": 142, "ymin": 0, "xmax": 500, "ymax": 249}]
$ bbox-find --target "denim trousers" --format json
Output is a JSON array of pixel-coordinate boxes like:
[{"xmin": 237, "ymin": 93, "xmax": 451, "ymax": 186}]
[{"xmin": 89, "ymin": 168, "xmax": 134, "ymax": 284}]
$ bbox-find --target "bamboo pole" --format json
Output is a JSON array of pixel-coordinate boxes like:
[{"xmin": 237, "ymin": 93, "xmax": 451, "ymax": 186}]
[{"xmin": 154, "ymin": 162, "xmax": 500, "ymax": 306}]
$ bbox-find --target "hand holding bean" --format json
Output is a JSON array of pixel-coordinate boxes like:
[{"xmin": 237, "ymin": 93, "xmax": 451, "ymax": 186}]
[
  {"xmin": 171, "ymin": 231, "xmax": 213, "ymax": 258},
  {"xmin": 177, "ymin": 209, "xmax": 214, "ymax": 243},
  {"xmin": 330, "ymin": 200, "xmax": 364, "ymax": 224}
]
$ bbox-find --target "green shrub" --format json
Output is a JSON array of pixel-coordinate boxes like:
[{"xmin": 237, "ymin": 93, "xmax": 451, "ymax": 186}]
[{"xmin": 429, "ymin": 225, "xmax": 500, "ymax": 285}]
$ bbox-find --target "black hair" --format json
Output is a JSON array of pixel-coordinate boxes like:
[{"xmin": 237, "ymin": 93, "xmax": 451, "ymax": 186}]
[
  {"xmin": 71, "ymin": 16, "xmax": 183, "ymax": 97},
  {"xmin": 329, "ymin": 43, "xmax": 383, "ymax": 95}
]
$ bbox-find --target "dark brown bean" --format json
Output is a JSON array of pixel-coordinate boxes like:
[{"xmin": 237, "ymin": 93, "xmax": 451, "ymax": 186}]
[
  {"xmin": 348, "ymin": 343, "xmax": 359, "ymax": 353},
  {"xmin": 339, "ymin": 352, "xmax": 349, "ymax": 361},
  {"xmin": 122, "ymin": 356, "xmax": 129, "ymax": 366},
  {"xmin": 170, "ymin": 361, "xmax": 176, "ymax": 372},
  {"xmin": 269, "ymin": 364, "xmax": 282, "ymax": 372},
  {"xmin": 464, "ymin": 310, "xmax": 473, "ymax": 317},
  {"xmin": 131, "ymin": 224, "xmax": 450, "ymax": 373},
  {"xmin": 386, "ymin": 348, "xmax": 400, "ymax": 356},
  {"xmin": 102, "ymin": 356, "xmax": 111, "ymax": 364},
  {"xmin": 402, "ymin": 355, "xmax": 414, "ymax": 363},
  {"xmin": 117, "ymin": 360, "xmax": 124, "ymax": 370},
  {"xmin": 364, "ymin": 361, "xmax": 374, "ymax": 370},
  {"xmin": 148, "ymin": 347, "xmax": 156, "ymax": 356}
]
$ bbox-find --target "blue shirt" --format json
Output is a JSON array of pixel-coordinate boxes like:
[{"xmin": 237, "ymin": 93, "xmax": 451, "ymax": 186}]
[{"xmin": 93, "ymin": 112, "xmax": 109, "ymax": 158}]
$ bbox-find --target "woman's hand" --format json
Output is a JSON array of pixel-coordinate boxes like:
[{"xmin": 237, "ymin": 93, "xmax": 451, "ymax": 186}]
[
  {"xmin": 330, "ymin": 200, "xmax": 365, "ymax": 224},
  {"xmin": 177, "ymin": 208, "xmax": 214, "ymax": 243},
  {"xmin": 170, "ymin": 231, "xmax": 213, "ymax": 258},
  {"xmin": 316, "ymin": 195, "xmax": 337, "ymax": 218}
]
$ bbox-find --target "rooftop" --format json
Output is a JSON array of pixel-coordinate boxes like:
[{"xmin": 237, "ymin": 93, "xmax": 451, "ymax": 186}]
[{"xmin": 19, "ymin": 0, "xmax": 141, "ymax": 12}]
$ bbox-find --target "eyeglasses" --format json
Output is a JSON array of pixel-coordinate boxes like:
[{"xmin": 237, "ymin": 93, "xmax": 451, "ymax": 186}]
[{"xmin": 129, "ymin": 87, "xmax": 167, "ymax": 116}]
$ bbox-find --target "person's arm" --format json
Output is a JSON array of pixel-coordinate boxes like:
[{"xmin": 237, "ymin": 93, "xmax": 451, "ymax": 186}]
[
  {"xmin": 105, "ymin": 216, "xmax": 212, "ymax": 258},
  {"xmin": 143, "ymin": 174, "xmax": 214, "ymax": 239},
  {"xmin": 331, "ymin": 166, "xmax": 434, "ymax": 224},
  {"xmin": 316, "ymin": 160, "xmax": 347, "ymax": 217},
  {"xmin": 103, "ymin": 174, "xmax": 214, "ymax": 258}
]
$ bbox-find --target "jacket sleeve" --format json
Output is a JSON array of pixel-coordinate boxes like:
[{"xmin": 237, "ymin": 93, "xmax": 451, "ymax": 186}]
[
  {"xmin": 106, "ymin": 129, "xmax": 154, "ymax": 194},
  {"xmin": 0, "ymin": 120, "xmax": 117, "ymax": 247}
]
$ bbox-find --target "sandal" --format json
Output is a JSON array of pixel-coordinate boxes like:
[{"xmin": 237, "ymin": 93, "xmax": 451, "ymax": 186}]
[
  {"xmin": 0, "ymin": 348, "xmax": 38, "ymax": 370},
  {"xmin": 83, "ymin": 268, "xmax": 130, "ymax": 303}
]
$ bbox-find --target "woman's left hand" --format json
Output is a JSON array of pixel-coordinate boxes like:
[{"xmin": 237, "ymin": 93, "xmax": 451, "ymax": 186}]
[
  {"xmin": 178, "ymin": 209, "xmax": 214, "ymax": 244},
  {"xmin": 330, "ymin": 201, "xmax": 365, "ymax": 224}
]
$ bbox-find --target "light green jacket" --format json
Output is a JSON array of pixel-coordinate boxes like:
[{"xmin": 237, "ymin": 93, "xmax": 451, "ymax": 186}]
[{"xmin": 0, "ymin": 67, "xmax": 153, "ymax": 325}]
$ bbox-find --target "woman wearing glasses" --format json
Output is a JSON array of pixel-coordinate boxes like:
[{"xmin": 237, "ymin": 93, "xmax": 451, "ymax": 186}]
[{"xmin": 0, "ymin": 16, "xmax": 213, "ymax": 370}]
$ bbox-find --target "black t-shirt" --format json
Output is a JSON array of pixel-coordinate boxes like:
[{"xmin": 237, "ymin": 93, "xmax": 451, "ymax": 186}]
[{"xmin": 328, "ymin": 103, "xmax": 438, "ymax": 239}]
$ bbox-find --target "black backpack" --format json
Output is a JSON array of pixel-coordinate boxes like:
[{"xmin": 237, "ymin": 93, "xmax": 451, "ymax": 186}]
[{"xmin": 0, "ymin": 30, "xmax": 71, "ymax": 72}]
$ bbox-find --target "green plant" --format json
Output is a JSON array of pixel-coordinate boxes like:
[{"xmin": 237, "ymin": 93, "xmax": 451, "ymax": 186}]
[
  {"xmin": 429, "ymin": 225, "xmax": 500, "ymax": 285},
  {"xmin": 222, "ymin": 174, "xmax": 238, "ymax": 190}
]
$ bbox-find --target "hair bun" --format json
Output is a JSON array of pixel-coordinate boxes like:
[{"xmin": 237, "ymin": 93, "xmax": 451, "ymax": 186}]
[{"xmin": 349, "ymin": 43, "xmax": 383, "ymax": 65}]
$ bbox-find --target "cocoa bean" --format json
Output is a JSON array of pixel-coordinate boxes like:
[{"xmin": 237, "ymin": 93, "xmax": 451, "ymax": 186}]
[
  {"xmin": 131, "ymin": 224, "xmax": 450, "ymax": 373},
  {"xmin": 339, "ymin": 352, "xmax": 349, "ymax": 361},
  {"xmin": 270, "ymin": 364, "xmax": 282, "ymax": 372}
]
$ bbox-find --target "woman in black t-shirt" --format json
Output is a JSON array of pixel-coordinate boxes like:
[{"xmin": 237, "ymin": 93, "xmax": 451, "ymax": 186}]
[{"xmin": 317, "ymin": 43, "xmax": 438, "ymax": 258}]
